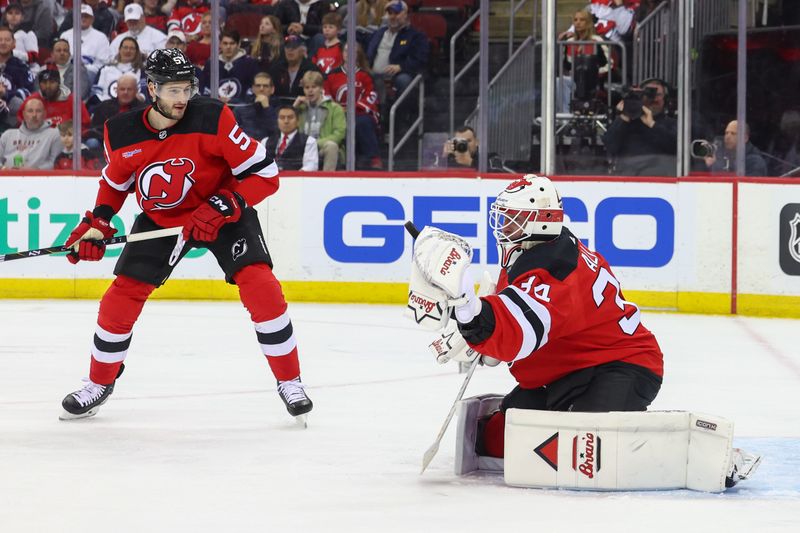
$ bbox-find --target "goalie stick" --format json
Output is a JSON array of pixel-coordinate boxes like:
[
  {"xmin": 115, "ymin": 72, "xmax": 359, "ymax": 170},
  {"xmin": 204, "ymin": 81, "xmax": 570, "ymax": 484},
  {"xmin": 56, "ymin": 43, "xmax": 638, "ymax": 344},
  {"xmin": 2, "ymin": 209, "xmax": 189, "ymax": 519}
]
[
  {"xmin": 405, "ymin": 220, "xmax": 480, "ymax": 473},
  {"xmin": 0, "ymin": 226, "xmax": 182, "ymax": 263}
]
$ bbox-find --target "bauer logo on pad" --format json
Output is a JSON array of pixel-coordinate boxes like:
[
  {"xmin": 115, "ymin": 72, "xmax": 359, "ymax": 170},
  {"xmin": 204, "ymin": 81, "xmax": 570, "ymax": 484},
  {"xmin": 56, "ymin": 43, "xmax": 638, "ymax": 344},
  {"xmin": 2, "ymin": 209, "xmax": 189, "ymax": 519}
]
[{"xmin": 779, "ymin": 204, "xmax": 800, "ymax": 275}]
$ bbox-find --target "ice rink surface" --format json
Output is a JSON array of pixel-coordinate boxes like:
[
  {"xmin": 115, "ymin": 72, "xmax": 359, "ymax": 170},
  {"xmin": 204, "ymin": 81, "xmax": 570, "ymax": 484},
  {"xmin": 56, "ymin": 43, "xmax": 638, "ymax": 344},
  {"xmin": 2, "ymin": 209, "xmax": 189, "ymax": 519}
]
[{"xmin": 1, "ymin": 300, "xmax": 799, "ymax": 532}]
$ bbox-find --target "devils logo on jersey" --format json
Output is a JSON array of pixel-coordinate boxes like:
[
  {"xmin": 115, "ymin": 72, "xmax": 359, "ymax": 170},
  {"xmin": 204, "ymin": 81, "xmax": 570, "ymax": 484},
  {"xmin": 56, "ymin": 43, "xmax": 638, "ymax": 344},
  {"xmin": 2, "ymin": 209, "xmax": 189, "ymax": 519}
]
[{"xmin": 138, "ymin": 158, "xmax": 196, "ymax": 211}]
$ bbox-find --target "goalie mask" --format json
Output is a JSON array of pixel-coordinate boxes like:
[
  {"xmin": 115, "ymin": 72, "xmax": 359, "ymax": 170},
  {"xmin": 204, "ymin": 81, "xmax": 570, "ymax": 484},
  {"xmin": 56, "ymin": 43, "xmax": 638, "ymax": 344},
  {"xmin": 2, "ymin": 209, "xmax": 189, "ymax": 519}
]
[{"xmin": 489, "ymin": 174, "xmax": 564, "ymax": 268}]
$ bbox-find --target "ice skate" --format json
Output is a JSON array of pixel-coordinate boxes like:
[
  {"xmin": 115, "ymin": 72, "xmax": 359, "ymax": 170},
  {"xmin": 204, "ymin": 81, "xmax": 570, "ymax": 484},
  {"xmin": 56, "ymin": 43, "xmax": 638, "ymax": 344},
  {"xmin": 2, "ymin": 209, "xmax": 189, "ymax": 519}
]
[
  {"xmin": 60, "ymin": 364, "xmax": 124, "ymax": 420},
  {"xmin": 277, "ymin": 377, "xmax": 313, "ymax": 428},
  {"xmin": 725, "ymin": 448, "xmax": 762, "ymax": 488}
]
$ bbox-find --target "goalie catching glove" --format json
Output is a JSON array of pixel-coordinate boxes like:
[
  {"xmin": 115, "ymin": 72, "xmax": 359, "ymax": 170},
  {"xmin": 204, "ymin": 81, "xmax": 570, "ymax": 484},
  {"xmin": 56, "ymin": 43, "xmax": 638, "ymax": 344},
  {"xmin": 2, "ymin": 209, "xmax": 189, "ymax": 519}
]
[{"xmin": 65, "ymin": 209, "xmax": 117, "ymax": 264}]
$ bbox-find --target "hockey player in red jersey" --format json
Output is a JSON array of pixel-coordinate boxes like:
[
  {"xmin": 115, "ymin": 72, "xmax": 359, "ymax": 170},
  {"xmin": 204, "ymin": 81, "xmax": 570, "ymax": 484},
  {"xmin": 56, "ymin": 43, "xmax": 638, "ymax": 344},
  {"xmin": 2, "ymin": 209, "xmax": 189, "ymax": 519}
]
[
  {"xmin": 59, "ymin": 48, "xmax": 312, "ymax": 423},
  {"xmin": 411, "ymin": 175, "xmax": 663, "ymax": 456}
]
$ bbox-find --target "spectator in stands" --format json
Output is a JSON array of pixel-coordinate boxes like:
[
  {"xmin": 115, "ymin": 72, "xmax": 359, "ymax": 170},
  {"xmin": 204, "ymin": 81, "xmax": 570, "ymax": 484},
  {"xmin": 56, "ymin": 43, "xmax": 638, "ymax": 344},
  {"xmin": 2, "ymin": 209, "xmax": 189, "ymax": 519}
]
[
  {"xmin": 60, "ymin": 4, "xmax": 113, "ymax": 79},
  {"xmin": 29, "ymin": 68, "xmax": 91, "ymax": 134},
  {"xmin": 92, "ymin": 36, "xmax": 146, "ymax": 106},
  {"xmin": 293, "ymin": 70, "xmax": 344, "ymax": 171},
  {"xmin": 263, "ymin": 105, "xmax": 318, "ymax": 171},
  {"xmin": 312, "ymin": 12, "xmax": 343, "ymax": 75},
  {"xmin": 4, "ymin": 3, "xmax": 39, "ymax": 73},
  {"xmin": 703, "ymin": 120, "xmax": 768, "ymax": 176},
  {"xmin": 19, "ymin": 0, "xmax": 54, "ymax": 48},
  {"xmin": 347, "ymin": 0, "xmax": 388, "ymax": 50},
  {"xmin": 87, "ymin": 74, "xmax": 146, "ymax": 146},
  {"xmin": 324, "ymin": 42, "xmax": 382, "ymax": 170},
  {"xmin": 366, "ymin": 1, "xmax": 429, "ymax": 108},
  {"xmin": 560, "ymin": 1, "xmax": 635, "ymax": 43},
  {"xmin": 59, "ymin": 0, "xmax": 117, "ymax": 38},
  {"xmin": 269, "ymin": 34, "xmax": 320, "ymax": 100},
  {"xmin": 49, "ymin": 39, "xmax": 91, "ymax": 101},
  {"xmin": 250, "ymin": 15, "xmax": 284, "ymax": 72},
  {"xmin": 603, "ymin": 77, "xmax": 677, "ymax": 176},
  {"xmin": 0, "ymin": 26, "xmax": 35, "ymax": 129},
  {"xmin": 0, "ymin": 95, "xmax": 62, "ymax": 169},
  {"xmin": 557, "ymin": 8, "xmax": 611, "ymax": 112},
  {"xmin": 111, "ymin": 3, "xmax": 167, "ymax": 57},
  {"xmin": 165, "ymin": 0, "xmax": 211, "ymax": 34},
  {"xmin": 233, "ymin": 72, "xmax": 279, "ymax": 142},
  {"xmin": 186, "ymin": 11, "xmax": 212, "ymax": 67},
  {"xmin": 53, "ymin": 120, "xmax": 100, "ymax": 170},
  {"xmin": 200, "ymin": 29, "xmax": 259, "ymax": 103},
  {"xmin": 165, "ymin": 29, "xmax": 188, "ymax": 51},
  {"xmin": 441, "ymin": 125, "xmax": 479, "ymax": 169},
  {"xmin": 143, "ymin": 0, "xmax": 169, "ymax": 33},
  {"xmin": 274, "ymin": 0, "xmax": 335, "ymax": 57}
]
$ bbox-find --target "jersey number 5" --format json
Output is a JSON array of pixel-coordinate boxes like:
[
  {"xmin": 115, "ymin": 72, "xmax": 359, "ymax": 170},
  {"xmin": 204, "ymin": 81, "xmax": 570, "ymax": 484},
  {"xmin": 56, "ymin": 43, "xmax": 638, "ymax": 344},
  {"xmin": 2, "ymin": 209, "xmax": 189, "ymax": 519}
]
[
  {"xmin": 591, "ymin": 267, "xmax": 641, "ymax": 335},
  {"xmin": 228, "ymin": 124, "xmax": 251, "ymax": 151}
]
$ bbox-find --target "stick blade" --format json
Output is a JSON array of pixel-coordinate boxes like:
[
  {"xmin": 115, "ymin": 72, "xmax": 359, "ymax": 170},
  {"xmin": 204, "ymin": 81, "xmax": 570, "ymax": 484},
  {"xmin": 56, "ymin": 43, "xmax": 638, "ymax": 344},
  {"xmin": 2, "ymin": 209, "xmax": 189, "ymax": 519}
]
[{"xmin": 420, "ymin": 442, "xmax": 439, "ymax": 474}]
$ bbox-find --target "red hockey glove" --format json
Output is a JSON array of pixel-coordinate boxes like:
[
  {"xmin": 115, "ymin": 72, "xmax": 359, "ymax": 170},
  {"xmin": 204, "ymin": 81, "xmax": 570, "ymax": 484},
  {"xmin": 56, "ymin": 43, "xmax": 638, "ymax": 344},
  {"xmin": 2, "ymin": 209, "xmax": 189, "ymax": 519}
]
[
  {"xmin": 182, "ymin": 190, "xmax": 244, "ymax": 243},
  {"xmin": 65, "ymin": 211, "xmax": 117, "ymax": 264}
]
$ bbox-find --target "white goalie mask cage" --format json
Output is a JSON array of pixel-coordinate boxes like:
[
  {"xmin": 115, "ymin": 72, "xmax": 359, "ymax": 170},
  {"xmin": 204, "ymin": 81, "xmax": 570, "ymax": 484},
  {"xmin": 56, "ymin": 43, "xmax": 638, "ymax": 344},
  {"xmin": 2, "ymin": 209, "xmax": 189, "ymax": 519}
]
[{"xmin": 489, "ymin": 175, "xmax": 564, "ymax": 267}]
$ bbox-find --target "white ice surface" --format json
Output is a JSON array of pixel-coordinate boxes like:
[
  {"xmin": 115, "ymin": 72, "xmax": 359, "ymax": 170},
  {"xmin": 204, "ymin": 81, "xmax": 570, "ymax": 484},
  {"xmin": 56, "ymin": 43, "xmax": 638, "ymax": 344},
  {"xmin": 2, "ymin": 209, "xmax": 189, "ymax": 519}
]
[{"xmin": 1, "ymin": 301, "xmax": 799, "ymax": 532}]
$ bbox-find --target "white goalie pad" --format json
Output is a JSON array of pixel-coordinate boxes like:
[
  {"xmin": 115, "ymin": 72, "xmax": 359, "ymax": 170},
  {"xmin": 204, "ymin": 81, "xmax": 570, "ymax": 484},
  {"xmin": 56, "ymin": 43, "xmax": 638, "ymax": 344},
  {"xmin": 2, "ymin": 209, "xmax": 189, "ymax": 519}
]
[
  {"xmin": 405, "ymin": 260, "xmax": 451, "ymax": 330},
  {"xmin": 428, "ymin": 321, "xmax": 478, "ymax": 364},
  {"xmin": 503, "ymin": 409, "xmax": 737, "ymax": 492},
  {"xmin": 455, "ymin": 395, "xmax": 505, "ymax": 475}
]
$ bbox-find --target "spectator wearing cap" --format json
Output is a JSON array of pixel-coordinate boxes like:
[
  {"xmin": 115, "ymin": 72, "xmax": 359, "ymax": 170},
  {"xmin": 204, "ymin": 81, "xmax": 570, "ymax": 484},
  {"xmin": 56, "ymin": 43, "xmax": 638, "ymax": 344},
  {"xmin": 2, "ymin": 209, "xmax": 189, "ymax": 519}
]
[
  {"xmin": 26, "ymin": 68, "xmax": 91, "ymax": 135},
  {"xmin": 87, "ymin": 74, "xmax": 146, "ymax": 147},
  {"xmin": 58, "ymin": 0, "xmax": 117, "ymax": 38},
  {"xmin": 166, "ymin": 30, "xmax": 187, "ymax": 52},
  {"xmin": 50, "ymin": 39, "xmax": 91, "ymax": 101},
  {"xmin": 18, "ymin": 0, "xmax": 54, "ymax": 48},
  {"xmin": 199, "ymin": 29, "xmax": 259, "ymax": 104},
  {"xmin": 233, "ymin": 72, "xmax": 280, "ymax": 142},
  {"xmin": 3, "ymin": 3, "xmax": 39, "ymax": 73},
  {"xmin": 59, "ymin": 5, "xmax": 113, "ymax": 79},
  {"xmin": 0, "ymin": 96, "xmax": 63, "ymax": 169},
  {"xmin": 186, "ymin": 11, "xmax": 212, "ymax": 67},
  {"xmin": 367, "ymin": 1, "xmax": 429, "ymax": 105},
  {"xmin": 274, "ymin": 0, "xmax": 335, "ymax": 58},
  {"xmin": 0, "ymin": 26, "xmax": 34, "ymax": 129},
  {"xmin": 110, "ymin": 3, "xmax": 167, "ymax": 57},
  {"xmin": 269, "ymin": 34, "xmax": 321, "ymax": 100}
]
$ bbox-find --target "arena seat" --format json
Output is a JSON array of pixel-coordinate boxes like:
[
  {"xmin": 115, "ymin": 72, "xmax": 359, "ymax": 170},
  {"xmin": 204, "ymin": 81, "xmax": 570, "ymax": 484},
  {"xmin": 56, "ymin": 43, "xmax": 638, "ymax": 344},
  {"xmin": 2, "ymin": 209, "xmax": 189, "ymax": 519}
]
[{"xmin": 225, "ymin": 12, "xmax": 261, "ymax": 40}]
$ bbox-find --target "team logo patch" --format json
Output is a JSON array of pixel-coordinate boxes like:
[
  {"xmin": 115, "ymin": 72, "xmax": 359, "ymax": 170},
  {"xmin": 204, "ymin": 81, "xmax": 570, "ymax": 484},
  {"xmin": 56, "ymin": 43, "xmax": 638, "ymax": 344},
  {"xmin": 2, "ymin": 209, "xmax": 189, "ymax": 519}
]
[
  {"xmin": 572, "ymin": 432, "xmax": 601, "ymax": 479},
  {"xmin": 505, "ymin": 176, "xmax": 534, "ymax": 193},
  {"xmin": 138, "ymin": 158, "xmax": 196, "ymax": 211},
  {"xmin": 218, "ymin": 79, "xmax": 242, "ymax": 100},
  {"xmin": 122, "ymin": 148, "xmax": 142, "ymax": 159},
  {"xmin": 232, "ymin": 238, "xmax": 248, "ymax": 261},
  {"xmin": 780, "ymin": 204, "xmax": 800, "ymax": 275},
  {"xmin": 158, "ymin": 130, "xmax": 167, "ymax": 140},
  {"xmin": 534, "ymin": 432, "xmax": 559, "ymax": 471},
  {"xmin": 407, "ymin": 291, "xmax": 445, "ymax": 325}
]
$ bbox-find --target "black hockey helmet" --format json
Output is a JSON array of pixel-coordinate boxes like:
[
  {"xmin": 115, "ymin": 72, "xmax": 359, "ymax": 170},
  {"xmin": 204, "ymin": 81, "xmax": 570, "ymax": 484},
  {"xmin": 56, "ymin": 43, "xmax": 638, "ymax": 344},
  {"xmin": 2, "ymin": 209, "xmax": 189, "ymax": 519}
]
[{"xmin": 144, "ymin": 48, "xmax": 196, "ymax": 85}]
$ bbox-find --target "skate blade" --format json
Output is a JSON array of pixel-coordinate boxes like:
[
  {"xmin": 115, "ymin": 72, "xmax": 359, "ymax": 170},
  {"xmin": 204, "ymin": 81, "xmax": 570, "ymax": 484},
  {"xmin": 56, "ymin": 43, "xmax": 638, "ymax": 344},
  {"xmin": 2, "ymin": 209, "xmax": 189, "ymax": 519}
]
[
  {"xmin": 294, "ymin": 414, "xmax": 308, "ymax": 428},
  {"xmin": 59, "ymin": 407, "xmax": 99, "ymax": 421}
]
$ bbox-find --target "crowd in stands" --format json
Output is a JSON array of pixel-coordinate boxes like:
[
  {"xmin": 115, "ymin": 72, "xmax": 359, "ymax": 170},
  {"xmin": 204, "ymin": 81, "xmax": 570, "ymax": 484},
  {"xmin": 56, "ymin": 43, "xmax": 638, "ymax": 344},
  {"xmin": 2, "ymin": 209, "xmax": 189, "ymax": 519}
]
[{"xmin": 0, "ymin": 0, "xmax": 440, "ymax": 172}]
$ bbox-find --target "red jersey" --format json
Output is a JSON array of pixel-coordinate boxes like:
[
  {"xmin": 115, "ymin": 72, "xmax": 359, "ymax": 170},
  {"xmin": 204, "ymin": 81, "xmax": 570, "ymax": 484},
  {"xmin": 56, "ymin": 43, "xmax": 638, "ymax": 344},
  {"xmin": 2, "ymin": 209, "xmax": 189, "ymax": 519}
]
[
  {"xmin": 463, "ymin": 228, "xmax": 663, "ymax": 389},
  {"xmin": 98, "ymin": 97, "xmax": 279, "ymax": 228},
  {"xmin": 312, "ymin": 42, "xmax": 344, "ymax": 75},
  {"xmin": 323, "ymin": 67, "xmax": 380, "ymax": 124}
]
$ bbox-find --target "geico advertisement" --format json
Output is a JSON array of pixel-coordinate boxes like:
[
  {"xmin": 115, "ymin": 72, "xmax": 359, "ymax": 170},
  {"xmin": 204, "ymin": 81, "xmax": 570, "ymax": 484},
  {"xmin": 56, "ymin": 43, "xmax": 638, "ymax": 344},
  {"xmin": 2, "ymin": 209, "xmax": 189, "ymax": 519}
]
[
  {"xmin": 0, "ymin": 178, "xmax": 221, "ymax": 279},
  {"xmin": 274, "ymin": 178, "xmax": 680, "ymax": 290}
]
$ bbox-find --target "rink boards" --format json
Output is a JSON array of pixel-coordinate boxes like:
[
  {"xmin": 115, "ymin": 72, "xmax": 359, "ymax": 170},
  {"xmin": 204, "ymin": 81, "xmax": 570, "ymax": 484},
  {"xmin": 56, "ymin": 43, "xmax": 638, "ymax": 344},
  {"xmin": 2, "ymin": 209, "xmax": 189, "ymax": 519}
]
[{"xmin": 0, "ymin": 173, "xmax": 798, "ymax": 317}]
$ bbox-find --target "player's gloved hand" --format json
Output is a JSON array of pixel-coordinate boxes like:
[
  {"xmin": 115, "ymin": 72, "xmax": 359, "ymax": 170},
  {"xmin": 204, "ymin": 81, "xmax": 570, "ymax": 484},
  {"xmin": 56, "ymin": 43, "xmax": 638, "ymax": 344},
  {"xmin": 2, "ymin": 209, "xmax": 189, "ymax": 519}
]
[
  {"xmin": 182, "ymin": 190, "xmax": 244, "ymax": 243},
  {"xmin": 65, "ymin": 211, "xmax": 117, "ymax": 264}
]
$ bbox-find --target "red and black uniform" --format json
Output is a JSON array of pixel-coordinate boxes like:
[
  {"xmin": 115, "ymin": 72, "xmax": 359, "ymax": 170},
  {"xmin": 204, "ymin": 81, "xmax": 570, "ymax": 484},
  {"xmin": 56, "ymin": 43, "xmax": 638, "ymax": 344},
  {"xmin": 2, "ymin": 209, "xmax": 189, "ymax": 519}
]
[
  {"xmin": 312, "ymin": 42, "xmax": 343, "ymax": 75},
  {"xmin": 459, "ymin": 228, "xmax": 663, "ymax": 457},
  {"xmin": 86, "ymin": 96, "xmax": 302, "ymax": 387}
]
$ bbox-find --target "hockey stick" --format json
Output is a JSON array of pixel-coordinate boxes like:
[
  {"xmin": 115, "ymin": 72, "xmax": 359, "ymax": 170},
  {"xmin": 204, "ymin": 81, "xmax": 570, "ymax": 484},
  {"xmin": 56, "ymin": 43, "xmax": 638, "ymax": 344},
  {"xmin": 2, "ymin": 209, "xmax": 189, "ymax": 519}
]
[
  {"xmin": 0, "ymin": 226, "xmax": 182, "ymax": 263},
  {"xmin": 420, "ymin": 356, "xmax": 479, "ymax": 474},
  {"xmin": 405, "ymin": 220, "xmax": 480, "ymax": 473}
]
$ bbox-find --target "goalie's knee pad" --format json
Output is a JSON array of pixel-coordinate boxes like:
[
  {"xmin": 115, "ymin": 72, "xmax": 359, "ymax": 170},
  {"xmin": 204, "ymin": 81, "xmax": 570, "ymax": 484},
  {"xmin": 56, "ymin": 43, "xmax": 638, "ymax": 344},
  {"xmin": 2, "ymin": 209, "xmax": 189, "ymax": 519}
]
[{"xmin": 454, "ymin": 394, "xmax": 505, "ymax": 475}]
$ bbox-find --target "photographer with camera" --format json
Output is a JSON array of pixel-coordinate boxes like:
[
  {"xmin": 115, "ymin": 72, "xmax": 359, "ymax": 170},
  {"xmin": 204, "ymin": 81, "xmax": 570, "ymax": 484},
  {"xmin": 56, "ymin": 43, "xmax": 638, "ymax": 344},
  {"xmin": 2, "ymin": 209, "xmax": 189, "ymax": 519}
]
[
  {"xmin": 699, "ymin": 120, "xmax": 767, "ymax": 176},
  {"xmin": 442, "ymin": 126, "xmax": 479, "ymax": 169},
  {"xmin": 603, "ymin": 78, "xmax": 677, "ymax": 176}
]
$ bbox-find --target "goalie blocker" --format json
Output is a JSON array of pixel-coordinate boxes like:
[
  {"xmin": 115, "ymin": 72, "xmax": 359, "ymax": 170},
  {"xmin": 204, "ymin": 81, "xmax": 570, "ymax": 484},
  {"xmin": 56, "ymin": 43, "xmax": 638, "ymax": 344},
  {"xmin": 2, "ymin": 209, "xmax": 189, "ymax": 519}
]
[{"xmin": 455, "ymin": 396, "xmax": 761, "ymax": 493}]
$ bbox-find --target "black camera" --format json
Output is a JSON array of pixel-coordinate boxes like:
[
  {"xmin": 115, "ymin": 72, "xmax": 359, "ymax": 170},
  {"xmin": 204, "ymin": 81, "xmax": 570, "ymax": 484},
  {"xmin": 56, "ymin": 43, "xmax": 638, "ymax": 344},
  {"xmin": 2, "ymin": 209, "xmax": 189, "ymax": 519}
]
[
  {"xmin": 621, "ymin": 86, "xmax": 659, "ymax": 120},
  {"xmin": 452, "ymin": 138, "xmax": 469, "ymax": 153},
  {"xmin": 691, "ymin": 139, "xmax": 718, "ymax": 159}
]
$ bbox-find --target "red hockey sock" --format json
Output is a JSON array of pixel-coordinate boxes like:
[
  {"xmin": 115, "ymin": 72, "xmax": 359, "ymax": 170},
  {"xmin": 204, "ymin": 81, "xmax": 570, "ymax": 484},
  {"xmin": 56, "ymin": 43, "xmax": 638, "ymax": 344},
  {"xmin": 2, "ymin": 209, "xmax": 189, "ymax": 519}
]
[
  {"xmin": 89, "ymin": 275, "xmax": 154, "ymax": 384},
  {"xmin": 235, "ymin": 264, "xmax": 300, "ymax": 381},
  {"xmin": 480, "ymin": 411, "xmax": 506, "ymax": 458}
]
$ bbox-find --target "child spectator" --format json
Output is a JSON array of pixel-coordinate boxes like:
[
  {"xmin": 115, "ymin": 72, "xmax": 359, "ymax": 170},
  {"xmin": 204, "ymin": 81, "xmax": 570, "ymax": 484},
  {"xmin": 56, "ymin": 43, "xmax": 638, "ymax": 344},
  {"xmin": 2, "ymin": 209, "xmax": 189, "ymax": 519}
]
[
  {"xmin": 312, "ymin": 11, "xmax": 343, "ymax": 75},
  {"xmin": 53, "ymin": 120, "xmax": 100, "ymax": 170},
  {"xmin": 186, "ymin": 11, "xmax": 212, "ymax": 67},
  {"xmin": 294, "ymin": 70, "xmax": 345, "ymax": 171},
  {"xmin": 250, "ymin": 15, "xmax": 283, "ymax": 72}
]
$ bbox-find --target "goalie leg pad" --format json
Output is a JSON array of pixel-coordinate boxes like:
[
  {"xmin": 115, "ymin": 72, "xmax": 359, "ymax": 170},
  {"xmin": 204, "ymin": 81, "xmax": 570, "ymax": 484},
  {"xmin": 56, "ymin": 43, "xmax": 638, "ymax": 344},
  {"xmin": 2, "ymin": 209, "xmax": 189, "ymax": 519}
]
[
  {"xmin": 503, "ymin": 409, "xmax": 744, "ymax": 492},
  {"xmin": 454, "ymin": 394, "xmax": 505, "ymax": 476}
]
